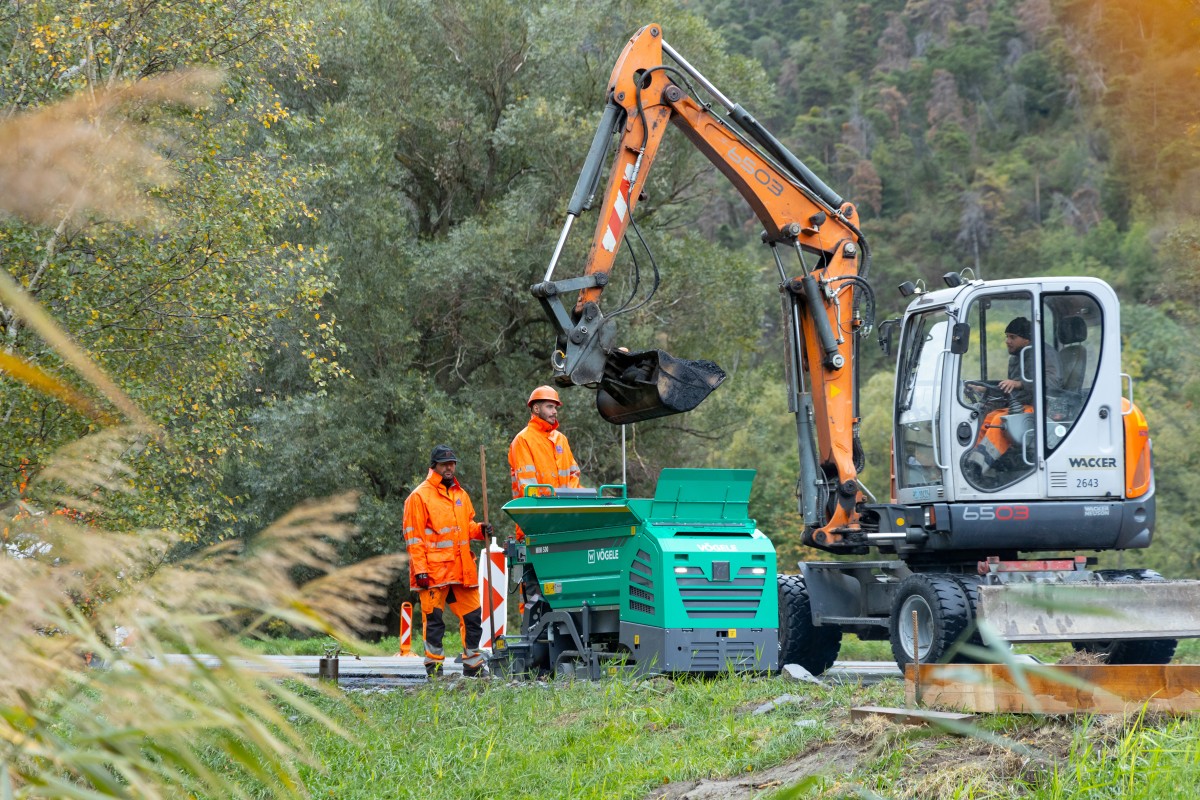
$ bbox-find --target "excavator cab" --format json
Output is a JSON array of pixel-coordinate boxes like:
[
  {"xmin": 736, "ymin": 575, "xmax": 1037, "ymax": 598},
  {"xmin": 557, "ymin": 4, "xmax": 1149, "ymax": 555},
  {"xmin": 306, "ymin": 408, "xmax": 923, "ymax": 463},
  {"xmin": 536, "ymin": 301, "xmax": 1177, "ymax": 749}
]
[{"xmin": 891, "ymin": 277, "xmax": 1154, "ymax": 554}]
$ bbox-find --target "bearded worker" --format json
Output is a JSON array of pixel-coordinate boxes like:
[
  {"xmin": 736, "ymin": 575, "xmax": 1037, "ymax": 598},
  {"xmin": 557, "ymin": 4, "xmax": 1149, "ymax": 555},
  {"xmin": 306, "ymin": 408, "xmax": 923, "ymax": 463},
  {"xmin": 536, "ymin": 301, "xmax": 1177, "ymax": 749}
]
[
  {"xmin": 508, "ymin": 386, "xmax": 583, "ymax": 605},
  {"xmin": 403, "ymin": 444, "xmax": 493, "ymax": 678},
  {"xmin": 508, "ymin": 386, "xmax": 581, "ymax": 499}
]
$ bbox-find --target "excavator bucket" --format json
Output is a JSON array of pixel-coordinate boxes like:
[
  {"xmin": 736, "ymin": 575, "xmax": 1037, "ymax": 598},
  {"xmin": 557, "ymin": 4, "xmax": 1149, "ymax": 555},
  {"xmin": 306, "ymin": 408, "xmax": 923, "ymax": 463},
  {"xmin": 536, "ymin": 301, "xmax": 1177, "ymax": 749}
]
[{"xmin": 596, "ymin": 348, "xmax": 726, "ymax": 424}]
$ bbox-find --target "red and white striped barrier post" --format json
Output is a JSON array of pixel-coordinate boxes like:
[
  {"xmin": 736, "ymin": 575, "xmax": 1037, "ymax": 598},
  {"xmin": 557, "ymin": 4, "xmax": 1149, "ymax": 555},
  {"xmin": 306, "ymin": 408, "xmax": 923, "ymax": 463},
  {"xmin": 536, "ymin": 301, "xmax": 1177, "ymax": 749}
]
[
  {"xmin": 479, "ymin": 538, "xmax": 507, "ymax": 650},
  {"xmin": 396, "ymin": 601, "xmax": 413, "ymax": 656}
]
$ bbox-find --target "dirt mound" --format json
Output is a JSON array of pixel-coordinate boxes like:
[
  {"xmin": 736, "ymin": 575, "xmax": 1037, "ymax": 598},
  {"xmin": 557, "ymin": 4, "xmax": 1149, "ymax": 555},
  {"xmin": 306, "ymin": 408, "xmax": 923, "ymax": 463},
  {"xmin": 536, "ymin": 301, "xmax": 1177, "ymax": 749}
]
[
  {"xmin": 646, "ymin": 709, "xmax": 1076, "ymax": 799},
  {"xmin": 645, "ymin": 744, "xmax": 859, "ymax": 800}
]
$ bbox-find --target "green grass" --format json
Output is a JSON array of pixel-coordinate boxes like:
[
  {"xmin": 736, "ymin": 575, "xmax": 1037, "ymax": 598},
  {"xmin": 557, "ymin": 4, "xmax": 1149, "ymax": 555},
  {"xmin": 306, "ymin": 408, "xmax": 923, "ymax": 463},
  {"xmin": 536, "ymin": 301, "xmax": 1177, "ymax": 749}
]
[
  {"xmin": 248, "ymin": 670, "xmax": 1200, "ymax": 800},
  {"xmin": 282, "ymin": 672, "xmax": 901, "ymax": 800},
  {"xmin": 1035, "ymin": 715, "xmax": 1200, "ymax": 799},
  {"xmin": 218, "ymin": 633, "xmax": 1200, "ymax": 799}
]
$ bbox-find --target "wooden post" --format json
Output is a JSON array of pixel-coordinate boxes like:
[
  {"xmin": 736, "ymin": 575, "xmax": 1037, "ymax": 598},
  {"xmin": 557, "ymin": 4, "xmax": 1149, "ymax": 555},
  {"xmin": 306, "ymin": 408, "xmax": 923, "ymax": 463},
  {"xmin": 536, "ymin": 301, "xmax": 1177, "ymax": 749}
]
[
  {"xmin": 912, "ymin": 609, "xmax": 922, "ymax": 707},
  {"xmin": 480, "ymin": 445, "xmax": 496, "ymax": 651}
]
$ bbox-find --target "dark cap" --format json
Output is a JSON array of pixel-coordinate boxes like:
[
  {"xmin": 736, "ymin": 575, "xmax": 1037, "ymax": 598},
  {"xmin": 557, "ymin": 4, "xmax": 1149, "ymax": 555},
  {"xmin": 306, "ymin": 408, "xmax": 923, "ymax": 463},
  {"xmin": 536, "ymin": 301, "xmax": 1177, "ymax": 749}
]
[
  {"xmin": 429, "ymin": 444, "xmax": 458, "ymax": 467},
  {"xmin": 1005, "ymin": 317, "xmax": 1032, "ymax": 340}
]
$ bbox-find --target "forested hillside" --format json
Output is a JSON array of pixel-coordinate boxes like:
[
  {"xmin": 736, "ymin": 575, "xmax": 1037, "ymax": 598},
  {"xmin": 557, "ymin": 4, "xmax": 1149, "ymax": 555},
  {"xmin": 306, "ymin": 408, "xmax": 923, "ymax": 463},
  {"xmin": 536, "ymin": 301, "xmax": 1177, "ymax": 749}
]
[{"xmin": 2, "ymin": 0, "xmax": 1198, "ymax": 600}]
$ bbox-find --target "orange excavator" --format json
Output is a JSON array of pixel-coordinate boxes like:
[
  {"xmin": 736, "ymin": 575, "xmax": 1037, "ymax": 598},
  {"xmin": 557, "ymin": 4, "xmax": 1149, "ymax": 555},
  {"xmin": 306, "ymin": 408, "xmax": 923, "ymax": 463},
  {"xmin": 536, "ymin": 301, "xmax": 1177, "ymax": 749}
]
[
  {"xmin": 532, "ymin": 23, "xmax": 871, "ymax": 551},
  {"xmin": 533, "ymin": 23, "xmax": 1200, "ymax": 672}
]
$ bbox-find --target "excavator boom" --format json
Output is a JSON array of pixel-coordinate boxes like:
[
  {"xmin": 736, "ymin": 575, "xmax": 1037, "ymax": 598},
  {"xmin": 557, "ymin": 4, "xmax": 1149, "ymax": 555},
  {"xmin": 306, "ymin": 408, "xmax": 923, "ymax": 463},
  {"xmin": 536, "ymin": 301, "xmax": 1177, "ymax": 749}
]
[{"xmin": 533, "ymin": 23, "xmax": 873, "ymax": 546}]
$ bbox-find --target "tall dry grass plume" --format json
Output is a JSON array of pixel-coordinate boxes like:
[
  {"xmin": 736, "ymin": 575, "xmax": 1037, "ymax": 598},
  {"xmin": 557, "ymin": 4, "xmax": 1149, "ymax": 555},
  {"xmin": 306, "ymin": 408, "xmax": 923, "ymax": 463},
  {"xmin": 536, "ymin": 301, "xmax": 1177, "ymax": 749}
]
[
  {"xmin": 0, "ymin": 70, "xmax": 222, "ymax": 227},
  {"xmin": 5, "ymin": 429, "xmax": 407, "ymax": 797},
  {"xmin": 0, "ymin": 73, "xmax": 406, "ymax": 797}
]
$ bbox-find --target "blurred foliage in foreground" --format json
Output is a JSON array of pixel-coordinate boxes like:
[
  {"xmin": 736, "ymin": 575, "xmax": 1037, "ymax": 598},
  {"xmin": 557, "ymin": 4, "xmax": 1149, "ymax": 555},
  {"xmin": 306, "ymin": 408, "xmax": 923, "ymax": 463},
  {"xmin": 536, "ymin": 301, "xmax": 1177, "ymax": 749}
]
[{"xmin": 0, "ymin": 64, "xmax": 403, "ymax": 796}]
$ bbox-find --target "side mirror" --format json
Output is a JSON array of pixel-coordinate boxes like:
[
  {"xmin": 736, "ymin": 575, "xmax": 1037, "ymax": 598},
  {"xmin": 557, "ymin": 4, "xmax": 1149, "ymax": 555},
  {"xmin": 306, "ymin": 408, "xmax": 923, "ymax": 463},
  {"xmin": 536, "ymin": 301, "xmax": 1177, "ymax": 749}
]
[
  {"xmin": 950, "ymin": 322, "xmax": 971, "ymax": 355},
  {"xmin": 877, "ymin": 319, "xmax": 901, "ymax": 357}
]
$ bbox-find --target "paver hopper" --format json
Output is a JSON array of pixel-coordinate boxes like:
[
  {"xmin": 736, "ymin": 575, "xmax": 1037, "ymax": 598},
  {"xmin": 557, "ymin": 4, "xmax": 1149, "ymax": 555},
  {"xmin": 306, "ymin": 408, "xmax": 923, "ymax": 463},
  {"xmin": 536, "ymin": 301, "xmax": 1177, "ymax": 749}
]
[{"xmin": 491, "ymin": 468, "xmax": 778, "ymax": 678}]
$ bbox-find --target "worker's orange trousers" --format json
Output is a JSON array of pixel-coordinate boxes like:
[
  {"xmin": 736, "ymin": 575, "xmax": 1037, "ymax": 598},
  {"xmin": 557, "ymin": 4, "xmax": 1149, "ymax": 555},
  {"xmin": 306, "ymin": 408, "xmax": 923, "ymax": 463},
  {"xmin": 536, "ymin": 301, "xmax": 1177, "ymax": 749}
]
[
  {"xmin": 418, "ymin": 584, "xmax": 484, "ymax": 675},
  {"xmin": 973, "ymin": 405, "xmax": 1033, "ymax": 469}
]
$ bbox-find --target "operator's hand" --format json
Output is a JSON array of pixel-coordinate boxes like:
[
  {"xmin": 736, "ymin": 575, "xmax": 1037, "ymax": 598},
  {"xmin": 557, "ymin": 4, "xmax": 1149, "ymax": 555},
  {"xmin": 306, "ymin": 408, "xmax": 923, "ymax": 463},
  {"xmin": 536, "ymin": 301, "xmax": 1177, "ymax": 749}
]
[
  {"xmin": 998, "ymin": 379, "xmax": 1022, "ymax": 394},
  {"xmin": 414, "ymin": 573, "xmax": 432, "ymax": 589},
  {"xmin": 477, "ymin": 522, "xmax": 494, "ymax": 540}
]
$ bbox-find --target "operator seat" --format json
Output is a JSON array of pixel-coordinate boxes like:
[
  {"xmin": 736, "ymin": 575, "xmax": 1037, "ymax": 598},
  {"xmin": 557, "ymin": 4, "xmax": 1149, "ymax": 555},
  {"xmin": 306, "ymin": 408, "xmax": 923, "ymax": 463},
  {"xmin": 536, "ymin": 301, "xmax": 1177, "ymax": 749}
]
[{"xmin": 1058, "ymin": 316, "xmax": 1088, "ymax": 392}]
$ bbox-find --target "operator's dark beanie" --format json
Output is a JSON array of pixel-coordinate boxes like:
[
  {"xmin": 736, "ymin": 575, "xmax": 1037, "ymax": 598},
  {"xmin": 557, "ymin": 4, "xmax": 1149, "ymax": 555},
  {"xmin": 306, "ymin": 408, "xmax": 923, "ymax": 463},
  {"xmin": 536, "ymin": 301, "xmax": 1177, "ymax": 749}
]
[{"xmin": 1006, "ymin": 317, "xmax": 1032, "ymax": 340}]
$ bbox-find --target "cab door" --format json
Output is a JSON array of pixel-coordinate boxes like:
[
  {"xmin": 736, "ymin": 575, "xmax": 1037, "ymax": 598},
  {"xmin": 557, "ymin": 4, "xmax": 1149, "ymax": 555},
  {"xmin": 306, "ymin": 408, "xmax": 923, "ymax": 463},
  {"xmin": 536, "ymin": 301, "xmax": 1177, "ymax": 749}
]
[
  {"xmin": 893, "ymin": 306, "xmax": 951, "ymax": 506},
  {"xmin": 1039, "ymin": 281, "xmax": 1125, "ymax": 498},
  {"xmin": 948, "ymin": 290, "xmax": 1044, "ymax": 503}
]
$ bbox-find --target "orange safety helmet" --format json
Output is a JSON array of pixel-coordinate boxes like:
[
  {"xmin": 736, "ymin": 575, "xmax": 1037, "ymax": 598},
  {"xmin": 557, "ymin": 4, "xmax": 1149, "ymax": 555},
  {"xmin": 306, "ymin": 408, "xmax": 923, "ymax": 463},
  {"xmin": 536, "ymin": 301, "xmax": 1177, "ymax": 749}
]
[{"xmin": 527, "ymin": 385, "xmax": 562, "ymax": 408}]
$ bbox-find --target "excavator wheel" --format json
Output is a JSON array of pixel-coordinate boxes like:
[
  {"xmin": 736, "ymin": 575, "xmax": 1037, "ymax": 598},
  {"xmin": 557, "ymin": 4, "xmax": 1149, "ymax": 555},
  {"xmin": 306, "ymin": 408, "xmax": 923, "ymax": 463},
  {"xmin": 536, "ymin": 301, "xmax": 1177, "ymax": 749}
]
[
  {"xmin": 950, "ymin": 575, "xmax": 986, "ymax": 661},
  {"xmin": 888, "ymin": 574, "xmax": 971, "ymax": 669},
  {"xmin": 777, "ymin": 573, "xmax": 842, "ymax": 676},
  {"xmin": 1070, "ymin": 570, "xmax": 1178, "ymax": 665}
]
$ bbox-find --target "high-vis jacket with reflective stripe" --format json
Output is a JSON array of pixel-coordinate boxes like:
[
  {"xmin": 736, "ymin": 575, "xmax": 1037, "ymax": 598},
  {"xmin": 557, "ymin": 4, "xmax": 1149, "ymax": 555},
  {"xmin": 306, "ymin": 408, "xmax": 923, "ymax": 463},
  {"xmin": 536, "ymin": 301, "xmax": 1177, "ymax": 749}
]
[
  {"xmin": 403, "ymin": 470, "xmax": 485, "ymax": 589},
  {"xmin": 508, "ymin": 416, "xmax": 581, "ymax": 498}
]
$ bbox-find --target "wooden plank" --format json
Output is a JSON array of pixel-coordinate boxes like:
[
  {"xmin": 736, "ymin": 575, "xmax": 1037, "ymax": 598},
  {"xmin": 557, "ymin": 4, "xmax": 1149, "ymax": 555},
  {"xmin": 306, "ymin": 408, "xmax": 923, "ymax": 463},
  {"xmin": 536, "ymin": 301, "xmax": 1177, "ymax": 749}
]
[
  {"xmin": 850, "ymin": 705, "xmax": 975, "ymax": 727},
  {"xmin": 905, "ymin": 664, "xmax": 1200, "ymax": 714}
]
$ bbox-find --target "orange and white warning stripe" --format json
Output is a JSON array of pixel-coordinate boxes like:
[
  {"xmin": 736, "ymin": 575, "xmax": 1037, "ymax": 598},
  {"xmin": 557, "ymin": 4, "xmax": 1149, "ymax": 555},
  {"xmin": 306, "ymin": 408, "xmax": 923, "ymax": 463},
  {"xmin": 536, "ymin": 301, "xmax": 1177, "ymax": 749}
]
[
  {"xmin": 397, "ymin": 601, "xmax": 413, "ymax": 656},
  {"xmin": 478, "ymin": 541, "xmax": 508, "ymax": 649},
  {"xmin": 601, "ymin": 163, "xmax": 635, "ymax": 252}
]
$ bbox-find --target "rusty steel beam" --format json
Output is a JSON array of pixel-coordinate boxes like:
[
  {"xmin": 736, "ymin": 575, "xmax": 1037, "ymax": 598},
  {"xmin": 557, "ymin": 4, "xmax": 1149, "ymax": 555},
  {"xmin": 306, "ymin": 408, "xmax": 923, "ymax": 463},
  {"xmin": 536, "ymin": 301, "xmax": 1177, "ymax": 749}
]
[{"xmin": 906, "ymin": 663, "xmax": 1200, "ymax": 714}]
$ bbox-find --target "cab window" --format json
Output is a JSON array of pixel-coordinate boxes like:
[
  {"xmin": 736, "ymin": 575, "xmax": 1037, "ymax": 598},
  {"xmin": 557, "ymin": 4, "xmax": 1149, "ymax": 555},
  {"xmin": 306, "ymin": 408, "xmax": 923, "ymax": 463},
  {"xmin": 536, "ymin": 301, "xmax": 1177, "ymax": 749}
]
[
  {"xmin": 896, "ymin": 310, "xmax": 948, "ymax": 490},
  {"xmin": 956, "ymin": 293, "xmax": 1037, "ymax": 491},
  {"xmin": 1041, "ymin": 292, "xmax": 1103, "ymax": 451}
]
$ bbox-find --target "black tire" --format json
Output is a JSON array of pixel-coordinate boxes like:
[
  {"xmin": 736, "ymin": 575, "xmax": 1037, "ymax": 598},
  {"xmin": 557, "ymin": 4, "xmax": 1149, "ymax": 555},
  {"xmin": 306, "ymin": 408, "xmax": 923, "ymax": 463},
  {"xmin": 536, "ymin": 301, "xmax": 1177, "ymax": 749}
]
[
  {"xmin": 489, "ymin": 645, "xmax": 529, "ymax": 678},
  {"xmin": 951, "ymin": 575, "xmax": 985, "ymax": 661},
  {"xmin": 1071, "ymin": 638, "xmax": 1178, "ymax": 665},
  {"xmin": 778, "ymin": 573, "xmax": 842, "ymax": 676},
  {"xmin": 1070, "ymin": 569, "xmax": 1178, "ymax": 665},
  {"xmin": 889, "ymin": 574, "xmax": 971, "ymax": 669}
]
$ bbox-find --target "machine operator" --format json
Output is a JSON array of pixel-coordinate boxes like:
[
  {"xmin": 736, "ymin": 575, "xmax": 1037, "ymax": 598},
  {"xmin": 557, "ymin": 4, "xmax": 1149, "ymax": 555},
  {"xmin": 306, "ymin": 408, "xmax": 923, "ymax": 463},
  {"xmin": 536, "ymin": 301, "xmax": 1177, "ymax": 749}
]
[{"xmin": 966, "ymin": 316, "xmax": 1061, "ymax": 482}]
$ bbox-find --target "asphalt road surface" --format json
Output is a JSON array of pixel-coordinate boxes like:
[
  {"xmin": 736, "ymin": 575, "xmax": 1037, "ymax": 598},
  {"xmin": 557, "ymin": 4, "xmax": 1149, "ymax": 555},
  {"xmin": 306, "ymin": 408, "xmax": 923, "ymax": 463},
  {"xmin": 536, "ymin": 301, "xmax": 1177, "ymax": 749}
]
[{"xmin": 151, "ymin": 654, "xmax": 902, "ymax": 688}]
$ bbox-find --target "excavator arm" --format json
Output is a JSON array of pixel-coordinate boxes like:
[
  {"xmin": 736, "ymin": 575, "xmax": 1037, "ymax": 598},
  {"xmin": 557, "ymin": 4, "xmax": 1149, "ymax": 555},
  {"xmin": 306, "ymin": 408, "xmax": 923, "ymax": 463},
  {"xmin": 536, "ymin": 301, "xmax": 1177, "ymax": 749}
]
[{"xmin": 532, "ymin": 24, "xmax": 874, "ymax": 549}]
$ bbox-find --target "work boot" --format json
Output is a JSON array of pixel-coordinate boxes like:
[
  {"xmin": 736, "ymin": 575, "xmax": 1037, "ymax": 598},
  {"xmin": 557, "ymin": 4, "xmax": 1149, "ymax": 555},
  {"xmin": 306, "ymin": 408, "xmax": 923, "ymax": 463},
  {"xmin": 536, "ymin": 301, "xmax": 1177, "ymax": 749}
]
[
  {"xmin": 964, "ymin": 450, "xmax": 988, "ymax": 472},
  {"xmin": 463, "ymin": 663, "xmax": 485, "ymax": 678},
  {"xmin": 425, "ymin": 662, "xmax": 443, "ymax": 679}
]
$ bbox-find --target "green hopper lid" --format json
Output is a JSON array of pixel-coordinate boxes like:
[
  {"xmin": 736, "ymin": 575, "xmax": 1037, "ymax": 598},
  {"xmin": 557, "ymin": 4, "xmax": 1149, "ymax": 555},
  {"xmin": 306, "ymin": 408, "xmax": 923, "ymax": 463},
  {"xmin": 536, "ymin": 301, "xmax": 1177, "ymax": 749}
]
[{"xmin": 648, "ymin": 468, "xmax": 755, "ymax": 523}]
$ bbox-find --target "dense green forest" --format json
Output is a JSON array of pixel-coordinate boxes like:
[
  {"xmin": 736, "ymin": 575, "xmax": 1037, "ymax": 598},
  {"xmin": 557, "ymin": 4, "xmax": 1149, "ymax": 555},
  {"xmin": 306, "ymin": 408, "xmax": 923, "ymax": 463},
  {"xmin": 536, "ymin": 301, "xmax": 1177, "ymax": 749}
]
[{"xmin": 2, "ymin": 0, "xmax": 1198, "ymax": 611}]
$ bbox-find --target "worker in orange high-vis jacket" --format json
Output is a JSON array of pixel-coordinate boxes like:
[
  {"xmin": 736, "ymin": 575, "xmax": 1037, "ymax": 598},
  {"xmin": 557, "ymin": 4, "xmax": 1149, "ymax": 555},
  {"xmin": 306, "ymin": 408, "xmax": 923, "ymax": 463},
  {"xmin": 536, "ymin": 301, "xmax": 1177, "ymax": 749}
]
[
  {"xmin": 508, "ymin": 386, "xmax": 583, "ymax": 607},
  {"xmin": 509, "ymin": 385, "xmax": 581, "ymax": 498},
  {"xmin": 404, "ymin": 444, "xmax": 493, "ymax": 678}
]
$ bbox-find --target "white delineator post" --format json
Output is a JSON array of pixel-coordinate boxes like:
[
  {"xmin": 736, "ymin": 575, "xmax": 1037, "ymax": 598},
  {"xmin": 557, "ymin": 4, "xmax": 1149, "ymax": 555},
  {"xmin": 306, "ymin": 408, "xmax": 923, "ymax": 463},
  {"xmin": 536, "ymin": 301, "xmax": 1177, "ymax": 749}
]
[
  {"xmin": 397, "ymin": 601, "xmax": 413, "ymax": 656},
  {"xmin": 479, "ymin": 537, "xmax": 507, "ymax": 650}
]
